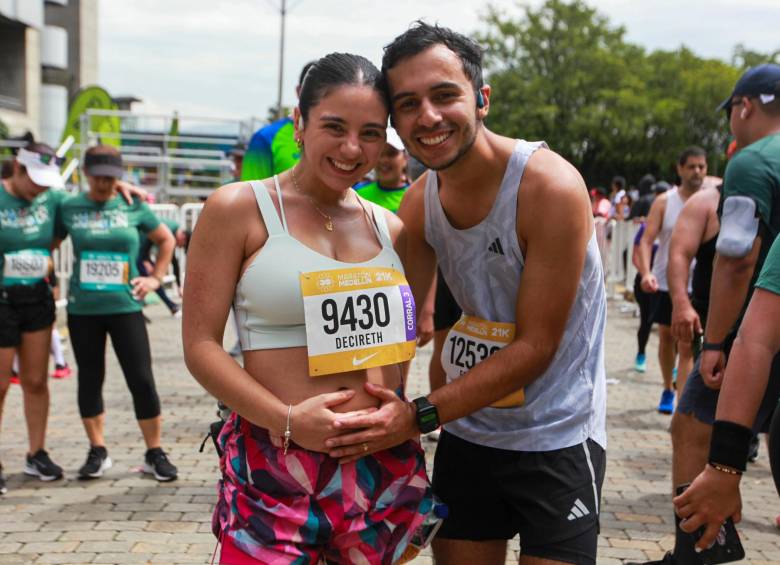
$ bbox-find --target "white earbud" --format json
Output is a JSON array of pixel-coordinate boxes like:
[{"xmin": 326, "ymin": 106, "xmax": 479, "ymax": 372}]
[
  {"xmin": 297, "ymin": 116, "xmax": 304, "ymax": 129},
  {"xmin": 740, "ymin": 108, "xmax": 748, "ymax": 119}
]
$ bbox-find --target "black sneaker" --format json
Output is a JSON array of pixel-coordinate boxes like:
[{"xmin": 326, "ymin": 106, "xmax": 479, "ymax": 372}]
[
  {"xmin": 78, "ymin": 446, "xmax": 112, "ymax": 479},
  {"xmin": 0, "ymin": 464, "xmax": 7, "ymax": 495},
  {"xmin": 24, "ymin": 449, "xmax": 63, "ymax": 481},
  {"xmin": 142, "ymin": 447, "xmax": 178, "ymax": 482},
  {"xmin": 748, "ymin": 435, "xmax": 760, "ymax": 463},
  {"xmin": 626, "ymin": 553, "xmax": 676, "ymax": 565}
]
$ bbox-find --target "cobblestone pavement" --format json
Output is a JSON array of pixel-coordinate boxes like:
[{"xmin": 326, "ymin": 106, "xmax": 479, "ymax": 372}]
[{"xmin": 0, "ymin": 301, "xmax": 778, "ymax": 564}]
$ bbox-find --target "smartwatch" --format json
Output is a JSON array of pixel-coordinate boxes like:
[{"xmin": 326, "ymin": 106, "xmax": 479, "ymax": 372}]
[{"xmin": 412, "ymin": 397, "xmax": 440, "ymax": 434}]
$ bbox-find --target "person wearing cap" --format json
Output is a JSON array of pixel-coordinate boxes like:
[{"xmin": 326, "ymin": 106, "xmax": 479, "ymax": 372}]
[
  {"xmin": 240, "ymin": 62, "xmax": 316, "ymax": 182},
  {"xmin": 629, "ymin": 63, "xmax": 780, "ymax": 565},
  {"xmin": 0, "ymin": 142, "xmax": 68, "ymax": 487},
  {"xmin": 54, "ymin": 144, "xmax": 179, "ymax": 482},
  {"xmin": 355, "ymin": 128, "xmax": 409, "ymax": 214}
]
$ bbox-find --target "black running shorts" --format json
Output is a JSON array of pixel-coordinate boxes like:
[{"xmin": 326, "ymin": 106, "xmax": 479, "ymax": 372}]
[
  {"xmin": 432, "ymin": 430, "xmax": 606, "ymax": 564},
  {"xmin": 651, "ymin": 290, "xmax": 673, "ymax": 326},
  {"xmin": 0, "ymin": 293, "xmax": 56, "ymax": 347}
]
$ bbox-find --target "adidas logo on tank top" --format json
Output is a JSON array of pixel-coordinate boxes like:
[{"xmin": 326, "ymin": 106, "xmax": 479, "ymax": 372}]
[{"xmin": 487, "ymin": 238, "xmax": 504, "ymax": 255}]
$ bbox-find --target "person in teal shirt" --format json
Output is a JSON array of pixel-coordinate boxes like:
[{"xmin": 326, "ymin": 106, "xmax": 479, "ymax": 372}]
[
  {"xmin": 240, "ymin": 62, "xmax": 315, "ymax": 181},
  {"xmin": 0, "ymin": 142, "xmax": 68, "ymax": 487},
  {"xmin": 355, "ymin": 127, "xmax": 409, "ymax": 213},
  {"xmin": 55, "ymin": 144, "xmax": 179, "ymax": 482},
  {"xmin": 137, "ymin": 216, "xmax": 186, "ymax": 316}
]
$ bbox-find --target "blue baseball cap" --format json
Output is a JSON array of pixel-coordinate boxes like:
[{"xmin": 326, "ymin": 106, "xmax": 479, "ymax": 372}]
[{"xmin": 717, "ymin": 63, "xmax": 780, "ymax": 112}]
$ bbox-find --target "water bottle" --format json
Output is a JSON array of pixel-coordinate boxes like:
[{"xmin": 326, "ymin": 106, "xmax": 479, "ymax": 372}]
[{"xmin": 397, "ymin": 497, "xmax": 449, "ymax": 563}]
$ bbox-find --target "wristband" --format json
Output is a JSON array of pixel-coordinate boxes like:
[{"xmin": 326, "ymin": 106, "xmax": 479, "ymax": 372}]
[
  {"xmin": 709, "ymin": 420, "xmax": 752, "ymax": 473},
  {"xmin": 708, "ymin": 462, "xmax": 742, "ymax": 476},
  {"xmin": 702, "ymin": 341, "xmax": 724, "ymax": 352}
]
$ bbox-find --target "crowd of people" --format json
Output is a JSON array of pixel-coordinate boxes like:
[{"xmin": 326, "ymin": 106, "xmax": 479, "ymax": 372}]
[{"xmin": 2, "ymin": 19, "xmax": 779, "ymax": 565}]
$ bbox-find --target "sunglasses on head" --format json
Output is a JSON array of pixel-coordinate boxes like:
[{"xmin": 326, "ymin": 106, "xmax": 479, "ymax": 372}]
[{"xmin": 37, "ymin": 153, "xmax": 65, "ymax": 166}]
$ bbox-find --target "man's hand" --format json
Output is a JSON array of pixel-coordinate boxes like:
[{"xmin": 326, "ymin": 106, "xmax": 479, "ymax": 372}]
[
  {"xmin": 672, "ymin": 302, "xmax": 702, "ymax": 342},
  {"xmin": 674, "ymin": 465, "xmax": 742, "ymax": 551},
  {"xmin": 116, "ymin": 180, "xmax": 148, "ymax": 204},
  {"xmin": 700, "ymin": 349, "xmax": 726, "ymax": 389},
  {"xmin": 417, "ymin": 309, "xmax": 434, "ymax": 347},
  {"xmin": 641, "ymin": 273, "xmax": 659, "ymax": 293},
  {"xmin": 326, "ymin": 382, "xmax": 418, "ymax": 463}
]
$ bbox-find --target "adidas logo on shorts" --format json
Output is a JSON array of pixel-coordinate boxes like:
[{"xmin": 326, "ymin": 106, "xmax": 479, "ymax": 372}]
[
  {"xmin": 487, "ymin": 238, "xmax": 504, "ymax": 255},
  {"xmin": 566, "ymin": 498, "xmax": 590, "ymax": 521}
]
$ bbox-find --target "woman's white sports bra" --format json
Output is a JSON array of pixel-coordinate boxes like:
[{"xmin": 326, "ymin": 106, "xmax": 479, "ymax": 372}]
[{"xmin": 233, "ymin": 177, "xmax": 404, "ymax": 351}]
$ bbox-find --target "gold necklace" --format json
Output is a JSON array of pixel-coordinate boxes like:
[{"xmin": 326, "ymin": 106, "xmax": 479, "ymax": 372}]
[{"xmin": 291, "ymin": 166, "xmax": 335, "ymax": 231}]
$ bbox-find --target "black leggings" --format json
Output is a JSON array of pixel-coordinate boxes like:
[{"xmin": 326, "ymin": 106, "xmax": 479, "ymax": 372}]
[
  {"xmin": 68, "ymin": 311, "xmax": 161, "ymax": 420},
  {"xmin": 634, "ymin": 274, "xmax": 655, "ymax": 355}
]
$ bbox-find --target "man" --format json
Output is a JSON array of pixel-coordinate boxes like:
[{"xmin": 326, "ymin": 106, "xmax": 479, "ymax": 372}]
[
  {"xmin": 636, "ymin": 148, "xmax": 707, "ymax": 413},
  {"xmin": 240, "ymin": 62, "xmax": 315, "ymax": 181},
  {"xmin": 630, "ymin": 63, "xmax": 780, "ymax": 565},
  {"xmin": 327, "ymin": 22, "xmax": 607, "ymax": 565},
  {"xmin": 629, "ymin": 173, "xmax": 657, "ymax": 221},
  {"xmin": 355, "ymin": 127, "xmax": 409, "ymax": 213}
]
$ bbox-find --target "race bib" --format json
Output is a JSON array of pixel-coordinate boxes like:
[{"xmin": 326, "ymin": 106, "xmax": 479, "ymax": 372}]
[
  {"xmin": 442, "ymin": 314, "xmax": 524, "ymax": 408},
  {"xmin": 80, "ymin": 251, "xmax": 129, "ymax": 291},
  {"xmin": 2, "ymin": 249, "xmax": 50, "ymax": 285},
  {"xmin": 300, "ymin": 267, "xmax": 416, "ymax": 376}
]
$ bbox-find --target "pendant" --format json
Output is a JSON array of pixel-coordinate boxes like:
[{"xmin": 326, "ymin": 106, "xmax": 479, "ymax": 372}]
[{"xmin": 325, "ymin": 220, "xmax": 334, "ymax": 231}]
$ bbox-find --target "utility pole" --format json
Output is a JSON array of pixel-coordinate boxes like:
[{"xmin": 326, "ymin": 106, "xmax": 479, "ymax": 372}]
[{"xmin": 276, "ymin": 0, "xmax": 286, "ymax": 119}]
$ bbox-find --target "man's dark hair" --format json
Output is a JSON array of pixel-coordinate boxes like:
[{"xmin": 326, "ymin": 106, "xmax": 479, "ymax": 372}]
[
  {"xmin": 611, "ymin": 176, "xmax": 626, "ymax": 190},
  {"xmin": 637, "ymin": 174, "xmax": 656, "ymax": 196},
  {"xmin": 678, "ymin": 145, "xmax": 707, "ymax": 166},
  {"xmin": 298, "ymin": 61, "xmax": 316, "ymax": 87},
  {"xmin": 382, "ymin": 21, "xmax": 484, "ymax": 91},
  {"xmin": 298, "ymin": 53, "xmax": 387, "ymax": 122}
]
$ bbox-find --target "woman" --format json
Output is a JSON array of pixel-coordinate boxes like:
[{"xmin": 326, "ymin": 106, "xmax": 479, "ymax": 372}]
[
  {"xmin": 55, "ymin": 145, "xmax": 178, "ymax": 481},
  {"xmin": 0, "ymin": 143, "xmax": 68, "ymax": 487},
  {"xmin": 183, "ymin": 53, "xmax": 431, "ymax": 564}
]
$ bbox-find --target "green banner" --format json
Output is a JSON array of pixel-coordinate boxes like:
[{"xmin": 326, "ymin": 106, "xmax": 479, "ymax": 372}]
[{"xmin": 61, "ymin": 85, "xmax": 121, "ymax": 155}]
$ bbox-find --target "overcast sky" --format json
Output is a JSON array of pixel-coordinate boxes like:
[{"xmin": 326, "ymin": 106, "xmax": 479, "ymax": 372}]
[{"xmin": 99, "ymin": 0, "xmax": 780, "ymax": 125}]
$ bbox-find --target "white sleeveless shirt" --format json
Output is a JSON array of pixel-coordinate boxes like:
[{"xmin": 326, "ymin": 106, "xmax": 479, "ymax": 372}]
[
  {"xmin": 651, "ymin": 187, "xmax": 686, "ymax": 292},
  {"xmin": 424, "ymin": 140, "xmax": 607, "ymax": 451}
]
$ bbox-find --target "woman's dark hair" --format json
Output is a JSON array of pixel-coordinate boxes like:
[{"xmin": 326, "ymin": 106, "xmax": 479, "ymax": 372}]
[
  {"xmin": 298, "ymin": 53, "xmax": 387, "ymax": 122},
  {"xmin": 382, "ymin": 21, "xmax": 484, "ymax": 91}
]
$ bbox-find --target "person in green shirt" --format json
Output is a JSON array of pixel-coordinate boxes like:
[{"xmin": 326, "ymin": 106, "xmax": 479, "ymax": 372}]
[
  {"xmin": 0, "ymin": 143, "xmax": 67, "ymax": 487},
  {"xmin": 355, "ymin": 127, "xmax": 409, "ymax": 213},
  {"xmin": 138, "ymin": 216, "xmax": 187, "ymax": 317},
  {"xmin": 55, "ymin": 144, "xmax": 179, "ymax": 481}
]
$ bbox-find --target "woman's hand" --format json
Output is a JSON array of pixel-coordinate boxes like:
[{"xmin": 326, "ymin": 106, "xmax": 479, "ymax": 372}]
[
  {"xmin": 287, "ymin": 389, "xmax": 377, "ymax": 453},
  {"xmin": 131, "ymin": 276, "xmax": 161, "ymax": 300}
]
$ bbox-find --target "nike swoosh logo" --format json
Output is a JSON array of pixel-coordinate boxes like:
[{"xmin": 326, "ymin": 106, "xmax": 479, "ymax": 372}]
[{"xmin": 352, "ymin": 352, "xmax": 379, "ymax": 366}]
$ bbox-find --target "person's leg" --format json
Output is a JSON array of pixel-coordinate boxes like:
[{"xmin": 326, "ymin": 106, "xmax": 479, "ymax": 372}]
[
  {"xmin": 17, "ymin": 325, "xmax": 53, "ymax": 454},
  {"xmin": 429, "ymin": 329, "xmax": 448, "ymax": 392},
  {"xmin": 634, "ymin": 277, "xmax": 653, "ymax": 360},
  {"xmin": 433, "ymin": 539, "xmax": 507, "ymax": 565},
  {"xmin": 105, "ymin": 312, "xmax": 161, "ymax": 447},
  {"xmin": 0, "ymin": 347, "xmax": 16, "ymax": 437},
  {"xmin": 658, "ymin": 325, "xmax": 675, "ymax": 391},
  {"xmin": 675, "ymin": 338, "xmax": 694, "ymax": 400},
  {"xmin": 68, "ymin": 314, "xmax": 108, "ymax": 447}
]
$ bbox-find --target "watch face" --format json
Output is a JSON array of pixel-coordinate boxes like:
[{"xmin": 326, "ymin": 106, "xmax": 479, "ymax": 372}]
[{"xmin": 414, "ymin": 398, "xmax": 439, "ymax": 433}]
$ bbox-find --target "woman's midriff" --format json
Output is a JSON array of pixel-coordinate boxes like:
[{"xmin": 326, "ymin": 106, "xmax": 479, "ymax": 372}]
[{"xmin": 243, "ymin": 346, "xmax": 403, "ymax": 414}]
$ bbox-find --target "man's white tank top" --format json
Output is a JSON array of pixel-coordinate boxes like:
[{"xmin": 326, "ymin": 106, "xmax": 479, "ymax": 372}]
[
  {"xmin": 651, "ymin": 188, "xmax": 685, "ymax": 292},
  {"xmin": 424, "ymin": 139, "xmax": 607, "ymax": 452}
]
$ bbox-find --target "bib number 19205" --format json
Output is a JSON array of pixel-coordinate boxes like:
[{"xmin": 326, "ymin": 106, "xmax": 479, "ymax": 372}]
[{"xmin": 321, "ymin": 293, "xmax": 390, "ymax": 334}]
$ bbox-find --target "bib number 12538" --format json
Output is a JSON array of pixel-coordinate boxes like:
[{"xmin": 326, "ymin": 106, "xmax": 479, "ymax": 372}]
[
  {"xmin": 301, "ymin": 267, "xmax": 416, "ymax": 376},
  {"xmin": 442, "ymin": 315, "xmax": 524, "ymax": 408}
]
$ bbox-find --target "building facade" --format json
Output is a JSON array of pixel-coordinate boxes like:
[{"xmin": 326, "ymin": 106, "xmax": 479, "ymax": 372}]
[{"xmin": 0, "ymin": 0, "xmax": 98, "ymax": 145}]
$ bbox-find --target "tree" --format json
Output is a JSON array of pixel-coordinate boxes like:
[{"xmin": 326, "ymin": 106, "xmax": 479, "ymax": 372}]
[{"xmin": 478, "ymin": 0, "xmax": 745, "ymax": 185}]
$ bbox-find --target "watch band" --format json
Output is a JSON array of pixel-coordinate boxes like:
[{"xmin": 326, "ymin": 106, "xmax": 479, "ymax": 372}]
[
  {"xmin": 412, "ymin": 397, "xmax": 439, "ymax": 434},
  {"xmin": 702, "ymin": 341, "xmax": 724, "ymax": 352}
]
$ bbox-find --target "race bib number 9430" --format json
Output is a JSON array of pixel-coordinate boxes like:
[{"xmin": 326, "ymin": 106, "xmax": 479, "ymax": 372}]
[
  {"xmin": 442, "ymin": 315, "xmax": 524, "ymax": 408},
  {"xmin": 300, "ymin": 267, "xmax": 416, "ymax": 376},
  {"xmin": 3, "ymin": 249, "xmax": 50, "ymax": 285},
  {"xmin": 80, "ymin": 251, "xmax": 129, "ymax": 291}
]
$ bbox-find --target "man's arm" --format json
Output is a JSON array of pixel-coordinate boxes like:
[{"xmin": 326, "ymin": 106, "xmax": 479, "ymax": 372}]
[
  {"xmin": 637, "ymin": 195, "xmax": 666, "ymax": 293},
  {"xmin": 668, "ymin": 193, "xmax": 708, "ymax": 342}
]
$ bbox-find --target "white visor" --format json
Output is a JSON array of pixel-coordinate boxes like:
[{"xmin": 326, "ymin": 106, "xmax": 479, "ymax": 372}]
[
  {"xmin": 16, "ymin": 148, "xmax": 65, "ymax": 189},
  {"xmin": 386, "ymin": 127, "xmax": 405, "ymax": 152}
]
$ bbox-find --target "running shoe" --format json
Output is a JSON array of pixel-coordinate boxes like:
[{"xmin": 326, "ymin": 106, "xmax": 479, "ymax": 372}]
[
  {"xmin": 634, "ymin": 353, "xmax": 647, "ymax": 373},
  {"xmin": 748, "ymin": 435, "xmax": 760, "ymax": 463},
  {"xmin": 172, "ymin": 307, "xmax": 182, "ymax": 320},
  {"xmin": 24, "ymin": 449, "xmax": 63, "ymax": 481},
  {"xmin": 51, "ymin": 363, "xmax": 72, "ymax": 379},
  {"xmin": 626, "ymin": 553, "xmax": 676, "ymax": 564},
  {"xmin": 142, "ymin": 447, "xmax": 178, "ymax": 482},
  {"xmin": 78, "ymin": 446, "xmax": 112, "ymax": 479},
  {"xmin": 0, "ymin": 464, "xmax": 7, "ymax": 495},
  {"xmin": 658, "ymin": 389, "xmax": 675, "ymax": 414},
  {"xmin": 9, "ymin": 370, "xmax": 19, "ymax": 385}
]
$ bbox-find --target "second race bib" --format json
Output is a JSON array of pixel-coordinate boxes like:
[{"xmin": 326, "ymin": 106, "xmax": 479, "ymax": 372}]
[
  {"xmin": 80, "ymin": 251, "xmax": 129, "ymax": 291},
  {"xmin": 300, "ymin": 267, "xmax": 416, "ymax": 376},
  {"xmin": 442, "ymin": 314, "xmax": 525, "ymax": 408},
  {"xmin": 3, "ymin": 249, "xmax": 50, "ymax": 286}
]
